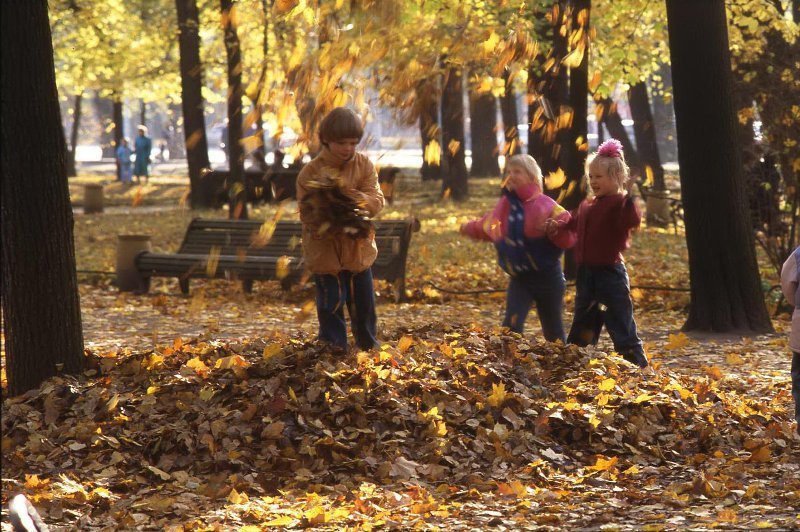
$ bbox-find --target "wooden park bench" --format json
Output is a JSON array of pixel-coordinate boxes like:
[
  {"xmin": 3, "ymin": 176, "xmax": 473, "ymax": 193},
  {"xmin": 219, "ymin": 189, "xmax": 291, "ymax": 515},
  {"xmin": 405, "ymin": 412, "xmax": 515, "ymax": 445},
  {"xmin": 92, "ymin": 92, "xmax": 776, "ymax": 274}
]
[
  {"xmin": 637, "ymin": 184, "xmax": 684, "ymax": 234},
  {"xmin": 134, "ymin": 217, "xmax": 419, "ymax": 301}
]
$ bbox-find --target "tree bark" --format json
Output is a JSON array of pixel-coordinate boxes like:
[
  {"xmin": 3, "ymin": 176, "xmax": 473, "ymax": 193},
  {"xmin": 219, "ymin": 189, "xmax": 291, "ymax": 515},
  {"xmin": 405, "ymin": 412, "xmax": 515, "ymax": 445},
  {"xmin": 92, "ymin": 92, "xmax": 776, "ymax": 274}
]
[
  {"xmin": 528, "ymin": 3, "xmax": 568, "ymax": 177},
  {"xmin": 628, "ymin": 82, "xmax": 666, "ymax": 191},
  {"xmin": 112, "ymin": 96, "xmax": 124, "ymax": 182},
  {"xmin": 67, "ymin": 91, "xmax": 83, "ymax": 177},
  {"xmin": 500, "ymin": 69, "xmax": 522, "ymax": 157},
  {"xmin": 176, "ymin": 0, "xmax": 214, "ymax": 208},
  {"xmin": 95, "ymin": 94, "xmax": 116, "ymax": 158},
  {"xmin": 1, "ymin": 0, "xmax": 85, "ymax": 395},
  {"xmin": 666, "ymin": 0, "xmax": 773, "ymax": 333},
  {"xmin": 221, "ymin": 0, "xmax": 247, "ymax": 219},
  {"xmin": 440, "ymin": 67, "xmax": 468, "ymax": 200},
  {"xmin": 139, "ymin": 100, "xmax": 147, "ymax": 128},
  {"xmin": 250, "ymin": 0, "xmax": 272, "ymax": 172},
  {"xmin": 560, "ymin": 0, "xmax": 590, "ymax": 212},
  {"xmin": 417, "ymin": 79, "xmax": 441, "ymax": 181},
  {"xmin": 469, "ymin": 90, "xmax": 500, "ymax": 177},
  {"xmin": 651, "ymin": 63, "xmax": 678, "ymax": 163}
]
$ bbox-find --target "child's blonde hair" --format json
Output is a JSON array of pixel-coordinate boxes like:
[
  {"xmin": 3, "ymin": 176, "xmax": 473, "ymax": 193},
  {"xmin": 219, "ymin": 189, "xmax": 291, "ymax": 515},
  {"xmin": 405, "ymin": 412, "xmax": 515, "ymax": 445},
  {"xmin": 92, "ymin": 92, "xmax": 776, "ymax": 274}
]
[
  {"xmin": 586, "ymin": 139, "xmax": 630, "ymax": 192},
  {"xmin": 506, "ymin": 154, "xmax": 543, "ymax": 190}
]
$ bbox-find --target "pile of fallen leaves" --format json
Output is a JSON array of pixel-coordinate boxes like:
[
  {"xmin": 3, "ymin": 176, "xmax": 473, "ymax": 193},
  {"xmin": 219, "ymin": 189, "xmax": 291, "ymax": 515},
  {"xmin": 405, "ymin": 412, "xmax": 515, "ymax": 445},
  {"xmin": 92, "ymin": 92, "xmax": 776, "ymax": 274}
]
[{"xmin": 2, "ymin": 324, "xmax": 798, "ymax": 529}]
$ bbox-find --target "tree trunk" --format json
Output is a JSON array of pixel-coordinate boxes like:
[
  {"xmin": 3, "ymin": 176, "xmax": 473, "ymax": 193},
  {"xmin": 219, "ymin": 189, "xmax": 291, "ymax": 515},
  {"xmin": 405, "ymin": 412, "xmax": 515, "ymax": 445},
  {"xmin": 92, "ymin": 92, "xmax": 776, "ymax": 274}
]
[
  {"xmin": 139, "ymin": 100, "xmax": 147, "ymax": 128},
  {"xmin": 500, "ymin": 69, "xmax": 522, "ymax": 157},
  {"xmin": 528, "ymin": 4, "xmax": 568, "ymax": 177},
  {"xmin": 561, "ymin": 0, "xmax": 590, "ymax": 213},
  {"xmin": 112, "ymin": 96, "xmax": 124, "ymax": 181},
  {"xmin": 469, "ymin": 90, "xmax": 500, "ymax": 177},
  {"xmin": 1, "ymin": 0, "xmax": 85, "ymax": 395},
  {"xmin": 596, "ymin": 97, "xmax": 641, "ymax": 176},
  {"xmin": 94, "ymin": 94, "xmax": 116, "ymax": 158},
  {"xmin": 221, "ymin": 0, "xmax": 247, "ymax": 219},
  {"xmin": 440, "ymin": 67, "xmax": 468, "ymax": 200},
  {"xmin": 666, "ymin": 0, "xmax": 773, "ymax": 333},
  {"xmin": 67, "ymin": 91, "xmax": 82, "ymax": 177},
  {"xmin": 250, "ymin": 0, "xmax": 272, "ymax": 172},
  {"xmin": 417, "ymin": 79, "xmax": 441, "ymax": 181},
  {"xmin": 176, "ymin": 0, "xmax": 214, "ymax": 208},
  {"xmin": 651, "ymin": 63, "xmax": 678, "ymax": 163},
  {"xmin": 628, "ymin": 82, "xmax": 665, "ymax": 192}
]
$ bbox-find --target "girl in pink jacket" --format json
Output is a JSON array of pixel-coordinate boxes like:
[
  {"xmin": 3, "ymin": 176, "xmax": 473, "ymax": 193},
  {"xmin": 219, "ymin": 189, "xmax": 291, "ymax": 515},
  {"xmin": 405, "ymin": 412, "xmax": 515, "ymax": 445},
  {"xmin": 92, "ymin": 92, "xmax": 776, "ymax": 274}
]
[{"xmin": 460, "ymin": 154, "xmax": 575, "ymax": 341}]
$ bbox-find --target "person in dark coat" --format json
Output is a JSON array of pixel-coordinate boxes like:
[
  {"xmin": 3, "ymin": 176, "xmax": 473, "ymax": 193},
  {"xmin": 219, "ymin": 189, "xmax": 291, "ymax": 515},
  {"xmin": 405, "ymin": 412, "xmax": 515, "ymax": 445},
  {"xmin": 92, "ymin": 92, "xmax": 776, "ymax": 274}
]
[{"xmin": 133, "ymin": 125, "xmax": 152, "ymax": 184}]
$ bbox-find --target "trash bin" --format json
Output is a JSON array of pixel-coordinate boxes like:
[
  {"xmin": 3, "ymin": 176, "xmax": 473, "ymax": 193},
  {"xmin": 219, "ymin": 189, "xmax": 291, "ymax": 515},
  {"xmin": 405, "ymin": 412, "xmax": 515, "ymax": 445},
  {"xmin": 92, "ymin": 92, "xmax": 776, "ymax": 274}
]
[
  {"xmin": 84, "ymin": 183, "xmax": 104, "ymax": 214},
  {"xmin": 116, "ymin": 234, "xmax": 151, "ymax": 292}
]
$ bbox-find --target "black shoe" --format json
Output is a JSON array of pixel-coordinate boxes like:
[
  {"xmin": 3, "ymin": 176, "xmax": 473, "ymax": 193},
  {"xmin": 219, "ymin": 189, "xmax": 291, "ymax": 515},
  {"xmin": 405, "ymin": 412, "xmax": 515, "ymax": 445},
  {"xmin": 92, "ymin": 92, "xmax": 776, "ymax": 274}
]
[{"xmin": 622, "ymin": 351, "xmax": 648, "ymax": 368}]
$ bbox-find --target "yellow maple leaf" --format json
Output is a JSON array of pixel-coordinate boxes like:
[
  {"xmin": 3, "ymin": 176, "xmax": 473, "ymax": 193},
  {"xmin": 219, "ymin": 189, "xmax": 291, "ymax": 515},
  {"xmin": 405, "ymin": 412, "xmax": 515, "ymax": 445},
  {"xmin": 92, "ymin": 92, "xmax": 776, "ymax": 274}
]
[
  {"xmin": 664, "ymin": 332, "xmax": 690, "ymax": 350},
  {"xmin": 487, "ymin": 382, "xmax": 508, "ymax": 407},
  {"xmin": 587, "ymin": 455, "xmax": 618, "ymax": 472},
  {"xmin": 185, "ymin": 357, "xmax": 210, "ymax": 378},
  {"xmin": 598, "ymin": 378, "xmax": 616, "ymax": 391}
]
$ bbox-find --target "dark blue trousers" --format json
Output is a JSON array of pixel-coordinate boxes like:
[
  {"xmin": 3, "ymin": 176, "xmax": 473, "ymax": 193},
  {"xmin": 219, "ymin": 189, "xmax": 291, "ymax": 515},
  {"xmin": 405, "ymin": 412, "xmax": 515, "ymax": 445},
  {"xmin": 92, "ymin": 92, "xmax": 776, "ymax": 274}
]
[
  {"xmin": 314, "ymin": 268, "xmax": 378, "ymax": 351},
  {"xmin": 502, "ymin": 269, "xmax": 566, "ymax": 342},
  {"xmin": 567, "ymin": 264, "xmax": 647, "ymax": 367}
]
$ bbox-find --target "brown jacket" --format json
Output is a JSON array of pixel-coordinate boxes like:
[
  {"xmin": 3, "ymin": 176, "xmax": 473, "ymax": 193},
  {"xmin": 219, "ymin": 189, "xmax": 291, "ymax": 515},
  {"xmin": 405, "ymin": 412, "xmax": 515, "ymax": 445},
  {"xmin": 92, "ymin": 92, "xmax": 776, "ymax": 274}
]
[{"xmin": 296, "ymin": 149, "xmax": 385, "ymax": 274}]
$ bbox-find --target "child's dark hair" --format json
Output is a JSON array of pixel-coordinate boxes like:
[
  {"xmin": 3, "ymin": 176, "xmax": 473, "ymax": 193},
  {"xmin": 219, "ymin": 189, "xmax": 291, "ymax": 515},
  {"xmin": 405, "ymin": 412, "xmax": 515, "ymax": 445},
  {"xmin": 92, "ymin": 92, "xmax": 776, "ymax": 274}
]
[{"xmin": 319, "ymin": 107, "xmax": 364, "ymax": 145}]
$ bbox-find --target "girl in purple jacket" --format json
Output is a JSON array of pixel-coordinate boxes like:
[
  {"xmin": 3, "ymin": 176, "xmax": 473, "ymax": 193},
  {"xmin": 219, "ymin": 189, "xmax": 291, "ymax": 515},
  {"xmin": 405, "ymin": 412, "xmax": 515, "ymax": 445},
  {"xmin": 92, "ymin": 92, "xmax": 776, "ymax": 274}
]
[{"xmin": 460, "ymin": 154, "xmax": 575, "ymax": 342}]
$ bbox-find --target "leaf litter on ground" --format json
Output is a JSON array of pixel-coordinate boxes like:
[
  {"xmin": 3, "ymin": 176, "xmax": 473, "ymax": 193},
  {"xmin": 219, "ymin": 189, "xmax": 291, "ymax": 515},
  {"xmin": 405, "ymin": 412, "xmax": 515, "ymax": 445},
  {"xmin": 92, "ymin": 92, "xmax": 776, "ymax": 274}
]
[{"xmin": 2, "ymin": 323, "xmax": 798, "ymax": 530}]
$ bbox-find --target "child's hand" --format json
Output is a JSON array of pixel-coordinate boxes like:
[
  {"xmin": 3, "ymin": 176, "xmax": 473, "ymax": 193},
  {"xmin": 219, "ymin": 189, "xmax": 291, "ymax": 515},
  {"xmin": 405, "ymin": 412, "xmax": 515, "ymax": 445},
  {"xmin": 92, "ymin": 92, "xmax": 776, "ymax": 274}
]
[
  {"xmin": 544, "ymin": 218, "xmax": 561, "ymax": 236},
  {"xmin": 459, "ymin": 222, "xmax": 470, "ymax": 236}
]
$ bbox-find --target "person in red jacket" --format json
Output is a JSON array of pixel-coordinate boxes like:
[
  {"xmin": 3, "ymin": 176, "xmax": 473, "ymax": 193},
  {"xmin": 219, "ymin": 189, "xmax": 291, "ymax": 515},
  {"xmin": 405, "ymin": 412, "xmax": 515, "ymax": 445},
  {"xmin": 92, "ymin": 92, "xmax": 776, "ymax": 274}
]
[
  {"xmin": 460, "ymin": 154, "xmax": 575, "ymax": 342},
  {"xmin": 547, "ymin": 139, "xmax": 648, "ymax": 367}
]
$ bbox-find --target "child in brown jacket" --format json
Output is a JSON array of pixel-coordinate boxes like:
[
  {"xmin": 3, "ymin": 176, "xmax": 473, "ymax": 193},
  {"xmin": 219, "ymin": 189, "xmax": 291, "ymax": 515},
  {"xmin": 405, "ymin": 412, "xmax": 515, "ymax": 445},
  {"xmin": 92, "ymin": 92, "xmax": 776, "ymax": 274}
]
[{"xmin": 296, "ymin": 107, "xmax": 385, "ymax": 351}]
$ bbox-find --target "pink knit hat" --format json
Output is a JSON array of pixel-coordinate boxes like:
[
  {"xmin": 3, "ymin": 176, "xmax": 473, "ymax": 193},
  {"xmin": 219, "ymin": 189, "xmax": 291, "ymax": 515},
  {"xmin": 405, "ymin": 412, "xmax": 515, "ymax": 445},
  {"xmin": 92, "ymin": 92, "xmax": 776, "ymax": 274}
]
[{"xmin": 597, "ymin": 138, "xmax": 623, "ymax": 158}]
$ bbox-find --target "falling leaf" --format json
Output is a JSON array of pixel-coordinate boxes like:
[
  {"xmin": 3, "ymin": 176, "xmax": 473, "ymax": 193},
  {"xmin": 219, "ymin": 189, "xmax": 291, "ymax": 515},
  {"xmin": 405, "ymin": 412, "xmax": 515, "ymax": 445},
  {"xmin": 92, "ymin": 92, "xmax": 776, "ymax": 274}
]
[{"xmin": 544, "ymin": 168, "xmax": 567, "ymax": 190}]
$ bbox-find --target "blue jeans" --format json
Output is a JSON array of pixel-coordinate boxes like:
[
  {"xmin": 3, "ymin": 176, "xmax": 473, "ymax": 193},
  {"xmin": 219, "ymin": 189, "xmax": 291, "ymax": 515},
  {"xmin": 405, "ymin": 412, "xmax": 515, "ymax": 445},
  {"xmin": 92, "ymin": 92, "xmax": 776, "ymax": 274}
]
[
  {"xmin": 314, "ymin": 268, "xmax": 378, "ymax": 351},
  {"xmin": 567, "ymin": 264, "xmax": 646, "ymax": 367},
  {"xmin": 502, "ymin": 269, "xmax": 566, "ymax": 343},
  {"xmin": 793, "ymin": 351, "xmax": 800, "ymax": 424}
]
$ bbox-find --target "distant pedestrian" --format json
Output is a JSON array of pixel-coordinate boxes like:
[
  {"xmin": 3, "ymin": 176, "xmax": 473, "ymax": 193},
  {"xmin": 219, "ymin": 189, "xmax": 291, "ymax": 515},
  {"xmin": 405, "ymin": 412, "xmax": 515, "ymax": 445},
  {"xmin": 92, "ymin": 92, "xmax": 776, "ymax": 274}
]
[
  {"xmin": 780, "ymin": 246, "xmax": 800, "ymax": 435},
  {"xmin": 133, "ymin": 125, "xmax": 152, "ymax": 185},
  {"xmin": 548, "ymin": 138, "xmax": 648, "ymax": 368},
  {"xmin": 116, "ymin": 137, "xmax": 133, "ymax": 185}
]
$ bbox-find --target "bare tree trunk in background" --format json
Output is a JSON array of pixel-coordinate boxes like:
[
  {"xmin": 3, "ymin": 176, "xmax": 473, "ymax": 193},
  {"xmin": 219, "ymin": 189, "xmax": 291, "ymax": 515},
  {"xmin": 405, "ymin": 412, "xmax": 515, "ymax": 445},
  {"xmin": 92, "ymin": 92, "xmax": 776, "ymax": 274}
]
[
  {"xmin": 628, "ymin": 82, "xmax": 665, "ymax": 191},
  {"xmin": 139, "ymin": 100, "xmax": 147, "ymax": 128},
  {"xmin": 176, "ymin": 0, "xmax": 214, "ymax": 207},
  {"xmin": 94, "ymin": 94, "xmax": 115, "ymax": 158},
  {"xmin": 651, "ymin": 63, "xmax": 678, "ymax": 163},
  {"xmin": 469, "ymin": 90, "xmax": 500, "ymax": 177},
  {"xmin": 528, "ymin": 2, "xmax": 568, "ymax": 178},
  {"xmin": 112, "ymin": 96, "xmax": 124, "ymax": 181},
  {"xmin": 1, "ymin": 0, "xmax": 85, "ymax": 395},
  {"xmin": 221, "ymin": 0, "xmax": 247, "ymax": 219},
  {"xmin": 67, "ymin": 91, "xmax": 82, "ymax": 177},
  {"xmin": 417, "ymin": 78, "xmax": 441, "ymax": 181},
  {"xmin": 500, "ymin": 69, "xmax": 522, "ymax": 157},
  {"xmin": 440, "ymin": 67, "xmax": 468, "ymax": 201},
  {"xmin": 666, "ymin": 0, "xmax": 773, "ymax": 333},
  {"xmin": 561, "ymin": 0, "xmax": 590, "ymax": 213}
]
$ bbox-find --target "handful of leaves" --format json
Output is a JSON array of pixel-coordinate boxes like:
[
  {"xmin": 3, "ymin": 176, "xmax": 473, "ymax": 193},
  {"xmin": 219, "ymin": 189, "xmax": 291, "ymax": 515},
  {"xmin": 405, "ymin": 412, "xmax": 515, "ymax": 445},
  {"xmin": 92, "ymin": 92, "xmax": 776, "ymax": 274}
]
[{"xmin": 300, "ymin": 177, "xmax": 373, "ymax": 239}]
